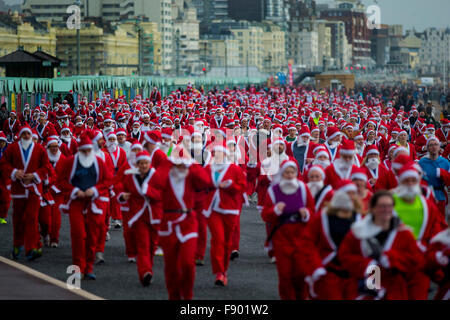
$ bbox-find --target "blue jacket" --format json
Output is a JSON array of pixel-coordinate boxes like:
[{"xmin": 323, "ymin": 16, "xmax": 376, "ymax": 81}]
[{"xmin": 419, "ymin": 156, "xmax": 450, "ymax": 202}]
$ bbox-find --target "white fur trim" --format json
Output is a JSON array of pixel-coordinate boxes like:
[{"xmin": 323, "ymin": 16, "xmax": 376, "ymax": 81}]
[
  {"xmin": 436, "ymin": 251, "xmax": 449, "ymax": 266},
  {"xmin": 70, "ymin": 187, "xmax": 80, "ymax": 200},
  {"xmin": 351, "ymin": 215, "xmax": 382, "ymax": 240}
]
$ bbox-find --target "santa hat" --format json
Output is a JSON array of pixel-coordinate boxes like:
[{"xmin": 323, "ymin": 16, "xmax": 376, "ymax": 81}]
[
  {"xmin": 144, "ymin": 131, "xmax": 161, "ymax": 145},
  {"xmin": 271, "ymin": 137, "xmax": 286, "ymax": 148},
  {"xmin": 0, "ymin": 131, "xmax": 7, "ymax": 142},
  {"xmin": 46, "ymin": 138, "xmax": 59, "ymax": 148},
  {"xmin": 212, "ymin": 140, "xmax": 229, "ymax": 156},
  {"xmin": 60, "ymin": 124, "xmax": 72, "ymax": 134},
  {"xmin": 161, "ymin": 127, "xmax": 173, "ymax": 139},
  {"xmin": 336, "ymin": 179, "xmax": 358, "ymax": 193},
  {"xmin": 106, "ymin": 131, "xmax": 117, "ymax": 140},
  {"xmin": 398, "ymin": 164, "xmax": 420, "ymax": 182},
  {"xmin": 130, "ymin": 141, "xmax": 143, "ymax": 151},
  {"xmin": 18, "ymin": 125, "xmax": 33, "ymax": 137},
  {"xmin": 440, "ymin": 118, "xmax": 450, "ymax": 127},
  {"xmin": 279, "ymin": 159, "xmax": 298, "ymax": 176},
  {"xmin": 169, "ymin": 147, "xmax": 194, "ymax": 166},
  {"xmin": 78, "ymin": 136, "xmax": 94, "ymax": 150},
  {"xmin": 299, "ymin": 126, "xmax": 310, "ymax": 137},
  {"xmin": 326, "ymin": 127, "xmax": 340, "ymax": 141},
  {"xmin": 116, "ymin": 128, "xmax": 127, "ymax": 137},
  {"xmin": 392, "ymin": 154, "xmax": 413, "ymax": 171},
  {"xmin": 351, "ymin": 168, "xmax": 368, "ymax": 182},
  {"xmin": 393, "ymin": 146, "xmax": 409, "ymax": 159},
  {"xmin": 307, "ymin": 165, "xmax": 325, "ymax": 180},
  {"xmin": 425, "ymin": 136, "xmax": 440, "ymax": 148},
  {"xmin": 135, "ymin": 151, "xmax": 152, "ymax": 163},
  {"xmin": 339, "ymin": 139, "xmax": 355, "ymax": 156},
  {"xmin": 330, "ymin": 190, "xmax": 354, "ymax": 211},
  {"xmin": 363, "ymin": 145, "xmax": 379, "ymax": 158}
]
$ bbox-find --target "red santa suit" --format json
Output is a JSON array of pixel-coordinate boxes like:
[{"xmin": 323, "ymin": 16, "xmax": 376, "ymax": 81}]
[
  {"xmin": 299, "ymin": 210, "xmax": 361, "ymax": 300},
  {"xmin": 338, "ymin": 215, "xmax": 426, "ymax": 300},
  {"xmin": 156, "ymin": 158, "xmax": 213, "ymax": 300},
  {"xmin": 35, "ymin": 120, "xmax": 56, "ymax": 143},
  {"xmin": 425, "ymin": 228, "xmax": 450, "ymax": 300},
  {"xmin": 116, "ymin": 151, "xmax": 162, "ymax": 285},
  {"xmin": 47, "ymin": 145, "xmax": 66, "ymax": 245},
  {"xmin": 56, "ymin": 140, "xmax": 111, "ymax": 276},
  {"xmin": 209, "ymin": 114, "xmax": 229, "ymax": 129},
  {"xmin": 203, "ymin": 160, "xmax": 246, "ymax": 284},
  {"xmin": 0, "ymin": 138, "xmax": 11, "ymax": 221},
  {"xmin": 2, "ymin": 127, "xmax": 51, "ymax": 256},
  {"xmin": 324, "ymin": 159, "xmax": 359, "ymax": 189},
  {"xmin": 261, "ymin": 160, "xmax": 315, "ymax": 300},
  {"xmin": 2, "ymin": 116, "xmax": 21, "ymax": 140}
]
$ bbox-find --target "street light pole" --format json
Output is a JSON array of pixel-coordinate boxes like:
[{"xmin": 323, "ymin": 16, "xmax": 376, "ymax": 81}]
[
  {"xmin": 75, "ymin": 0, "xmax": 81, "ymax": 75},
  {"xmin": 176, "ymin": 29, "xmax": 180, "ymax": 77}
]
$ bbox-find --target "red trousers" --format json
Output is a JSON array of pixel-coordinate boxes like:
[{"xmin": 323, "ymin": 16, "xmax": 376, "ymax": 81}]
[
  {"xmin": 406, "ymin": 271, "xmax": 430, "ymax": 300},
  {"xmin": 110, "ymin": 197, "xmax": 122, "ymax": 221},
  {"xmin": 130, "ymin": 216, "xmax": 158, "ymax": 281},
  {"xmin": 313, "ymin": 271, "xmax": 353, "ymax": 300},
  {"xmin": 159, "ymin": 220, "xmax": 197, "ymax": 300},
  {"xmin": 50, "ymin": 197, "xmax": 62, "ymax": 243},
  {"xmin": 69, "ymin": 200, "xmax": 105, "ymax": 274},
  {"xmin": 96, "ymin": 202, "xmax": 110, "ymax": 254},
  {"xmin": 231, "ymin": 214, "xmax": 241, "ymax": 252},
  {"xmin": 12, "ymin": 194, "xmax": 40, "ymax": 252},
  {"xmin": 207, "ymin": 212, "xmax": 238, "ymax": 275},
  {"xmin": 39, "ymin": 205, "xmax": 51, "ymax": 238},
  {"xmin": 273, "ymin": 243, "xmax": 307, "ymax": 300},
  {"xmin": 122, "ymin": 209, "xmax": 137, "ymax": 258},
  {"xmin": 0, "ymin": 186, "xmax": 10, "ymax": 219},
  {"xmin": 195, "ymin": 210, "xmax": 207, "ymax": 260}
]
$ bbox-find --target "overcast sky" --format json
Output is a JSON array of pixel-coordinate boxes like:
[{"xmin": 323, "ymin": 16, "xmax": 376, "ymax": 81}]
[
  {"xmin": 5, "ymin": 0, "xmax": 450, "ymax": 32},
  {"xmin": 317, "ymin": 0, "xmax": 450, "ymax": 31}
]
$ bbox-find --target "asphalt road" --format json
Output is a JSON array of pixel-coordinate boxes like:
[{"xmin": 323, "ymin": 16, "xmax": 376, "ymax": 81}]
[{"xmin": 0, "ymin": 204, "xmax": 280, "ymax": 300}]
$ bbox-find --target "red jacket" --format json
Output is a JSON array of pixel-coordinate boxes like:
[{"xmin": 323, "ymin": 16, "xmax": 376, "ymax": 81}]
[
  {"xmin": 203, "ymin": 163, "xmax": 247, "ymax": 217},
  {"xmin": 425, "ymin": 229, "xmax": 450, "ymax": 300},
  {"xmin": 155, "ymin": 162, "xmax": 213, "ymax": 242},
  {"xmin": 56, "ymin": 153, "xmax": 112, "ymax": 215},
  {"xmin": 2, "ymin": 118, "xmax": 21, "ymax": 138},
  {"xmin": 338, "ymin": 215, "xmax": 426, "ymax": 300},
  {"xmin": 116, "ymin": 167, "xmax": 162, "ymax": 227},
  {"xmin": 61, "ymin": 138, "xmax": 78, "ymax": 157},
  {"xmin": 324, "ymin": 163, "xmax": 359, "ymax": 189},
  {"xmin": 1, "ymin": 141, "xmax": 51, "ymax": 199}
]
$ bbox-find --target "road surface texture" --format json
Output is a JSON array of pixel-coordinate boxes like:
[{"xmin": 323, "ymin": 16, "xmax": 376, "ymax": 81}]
[{"xmin": 0, "ymin": 204, "xmax": 280, "ymax": 300}]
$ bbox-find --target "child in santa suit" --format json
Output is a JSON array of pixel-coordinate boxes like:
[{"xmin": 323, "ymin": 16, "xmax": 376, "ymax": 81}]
[
  {"xmin": 56, "ymin": 137, "xmax": 111, "ymax": 279},
  {"xmin": 338, "ymin": 191, "xmax": 426, "ymax": 300},
  {"xmin": 156, "ymin": 147, "xmax": 213, "ymax": 300},
  {"xmin": 116, "ymin": 151, "xmax": 162, "ymax": 286},
  {"xmin": 46, "ymin": 138, "xmax": 66, "ymax": 247},
  {"xmin": 203, "ymin": 143, "xmax": 247, "ymax": 286},
  {"xmin": 261, "ymin": 160, "xmax": 315, "ymax": 300},
  {"xmin": 300, "ymin": 190, "xmax": 361, "ymax": 300},
  {"xmin": 114, "ymin": 141, "xmax": 145, "ymax": 262},
  {"xmin": 0, "ymin": 131, "xmax": 11, "ymax": 224},
  {"xmin": 103, "ymin": 131, "xmax": 128, "ymax": 229},
  {"xmin": 2, "ymin": 125, "xmax": 51, "ymax": 260}
]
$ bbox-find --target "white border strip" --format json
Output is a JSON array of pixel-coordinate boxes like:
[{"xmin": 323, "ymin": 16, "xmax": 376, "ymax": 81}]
[{"xmin": 0, "ymin": 256, "xmax": 104, "ymax": 300}]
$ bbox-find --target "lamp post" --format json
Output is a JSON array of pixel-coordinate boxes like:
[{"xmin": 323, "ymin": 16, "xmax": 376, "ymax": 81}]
[
  {"xmin": 75, "ymin": 0, "xmax": 81, "ymax": 75},
  {"xmin": 135, "ymin": 16, "xmax": 143, "ymax": 76},
  {"xmin": 175, "ymin": 29, "xmax": 180, "ymax": 77}
]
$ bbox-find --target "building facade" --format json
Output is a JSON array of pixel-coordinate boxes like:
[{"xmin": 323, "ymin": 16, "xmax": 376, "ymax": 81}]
[{"xmin": 419, "ymin": 27, "xmax": 450, "ymax": 75}]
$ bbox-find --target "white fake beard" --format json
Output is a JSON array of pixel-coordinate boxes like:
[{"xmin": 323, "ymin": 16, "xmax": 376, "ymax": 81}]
[
  {"xmin": 106, "ymin": 141, "xmax": 118, "ymax": 153},
  {"xmin": 169, "ymin": 167, "xmax": 189, "ymax": 183},
  {"xmin": 47, "ymin": 150, "xmax": 61, "ymax": 163},
  {"xmin": 132, "ymin": 128, "xmax": 140, "ymax": 135},
  {"xmin": 336, "ymin": 158, "xmax": 352, "ymax": 171},
  {"xmin": 212, "ymin": 162, "xmax": 226, "ymax": 172},
  {"xmin": 128, "ymin": 152, "xmax": 137, "ymax": 166},
  {"xmin": 279, "ymin": 178, "xmax": 300, "ymax": 195},
  {"xmin": 78, "ymin": 152, "xmax": 96, "ymax": 168},
  {"xmin": 396, "ymin": 184, "xmax": 421, "ymax": 201},
  {"xmin": 329, "ymin": 141, "xmax": 340, "ymax": 149},
  {"xmin": 21, "ymin": 138, "xmax": 32, "ymax": 149},
  {"xmin": 103, "ymin": 127, "xmax": 113, "ymax": 135},
  {"xmin": 159, "ymin": 142, "xmax": 169, "ymax": 152},
  {"xmin": 366, "ymin": 158, "xmax": 380, "ymax": 170},
  {"xmin": 307, "ymin": 181, "xmax": 324, "ymax": 198},
  {"xmin": 61, "ymin": 136, "xmax": 71, "ymax": 143},
  {"xmin": 313, "ymin": 159, "xmax": 330, "ymax": 169},
  {"xmin": 192, "ymin": 142, "xmax": 203, "ymax": 152},
  {"xmin": 296, "ymin": 139, "xmax": 308, "ymax": 147}
]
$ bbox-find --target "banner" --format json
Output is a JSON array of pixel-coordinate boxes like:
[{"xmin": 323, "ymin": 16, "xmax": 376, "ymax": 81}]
[{"xmin": 11, "ymin": 93, "xmax": 15, "ymax": 111}]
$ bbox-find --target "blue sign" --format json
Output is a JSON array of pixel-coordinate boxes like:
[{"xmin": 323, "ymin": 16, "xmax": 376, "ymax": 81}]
[{"xmin": 277, "ymin": 72, "xmax": 286, "ymax": 85}]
